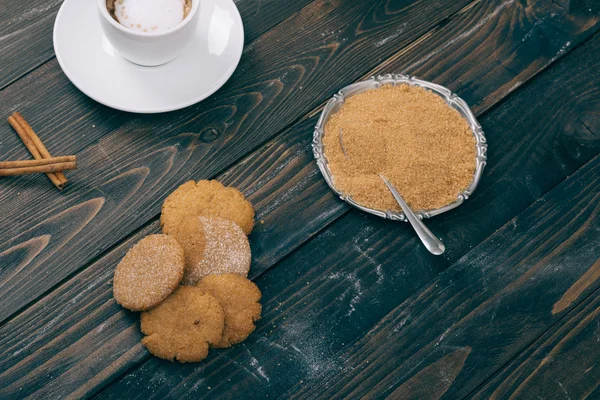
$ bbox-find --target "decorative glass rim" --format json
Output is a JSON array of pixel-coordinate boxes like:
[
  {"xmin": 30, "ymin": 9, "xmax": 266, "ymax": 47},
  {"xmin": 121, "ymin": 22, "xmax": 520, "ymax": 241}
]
[{"xmin": 312, "ymin": 74, "xmax": 488, "ymax": 222}]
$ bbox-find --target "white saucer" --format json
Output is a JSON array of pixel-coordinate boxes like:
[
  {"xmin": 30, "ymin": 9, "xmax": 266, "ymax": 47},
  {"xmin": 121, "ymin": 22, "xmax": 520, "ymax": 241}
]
[{"xmin": 54, "ymin": 0, "xmax": 244, "ymax": 113}]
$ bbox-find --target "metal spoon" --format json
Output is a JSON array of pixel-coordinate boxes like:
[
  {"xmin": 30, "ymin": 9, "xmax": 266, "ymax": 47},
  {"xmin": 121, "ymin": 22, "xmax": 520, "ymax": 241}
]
[{"xmin": 379, "ymin": 175, "xmax": 445, "ymax": 256}]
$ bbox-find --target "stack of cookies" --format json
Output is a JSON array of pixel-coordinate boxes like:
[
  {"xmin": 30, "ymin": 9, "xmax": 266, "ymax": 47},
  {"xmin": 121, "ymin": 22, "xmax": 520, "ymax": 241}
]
[{"xmin": 112, "ymin": 180, "xmax": 261, "ymax": 363}]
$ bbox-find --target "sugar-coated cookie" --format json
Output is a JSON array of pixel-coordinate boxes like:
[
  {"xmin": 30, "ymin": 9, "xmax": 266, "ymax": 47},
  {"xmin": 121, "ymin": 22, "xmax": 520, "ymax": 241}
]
[
  {"xmin": 113, "ymin": 234, "xmax": 185, "ymax": 311},
  {"xmin": 171, "ymin": 216, "xmax": 251, "ymax": 285}
]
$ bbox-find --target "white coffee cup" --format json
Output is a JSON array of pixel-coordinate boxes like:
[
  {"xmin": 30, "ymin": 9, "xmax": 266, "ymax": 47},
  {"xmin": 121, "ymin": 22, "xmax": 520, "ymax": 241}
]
[{"xmin": 96, "ymin": 0, "xmax": 201, "ymax": 66}]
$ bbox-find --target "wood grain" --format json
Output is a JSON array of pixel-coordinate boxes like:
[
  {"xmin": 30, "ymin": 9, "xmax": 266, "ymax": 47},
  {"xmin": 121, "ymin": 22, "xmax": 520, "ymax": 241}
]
[
  {"xmin": 0, "ymin": 0, "xmax": 479, "ymax": 326},
  {"xmin": 0, "ymin": 1, "xmax": 596, "ymax": 395},
  {"xmin": 0, "ymin": 0, "xmax": 316, "ymax": 90},
  {"xmin": 234, "ymin": 0, "xmax": 600, "ymax": 270},
  {"xmin": 0, "ymin": 223, "xmax": 153, "ymax": 399},
  {"xmin": 471, "ymin": 260, "xmax": 600, "ymax": 399},
  {"xmin": 95, "ymin": 34, "xmax": 600, "ymax": 399},
  {"xmin": 388, "ymin": 347, "xmax": 472, "ymax": 400},
  {"xmin": 285, "ymin": 153, "xmax": 600, "ymax": 399},
  {"xmin": 2, "ymin": 0, "xmax": 595, "ymax": 317},
  {"xmin": 0, "ymin": 0, "xmax": 61, "ymax": 90},
  {"xmin": 2, "ymin": 19, "xmax": 596, "ymax": 399},
  {"xmin": 553, "ymin": 258, "xmax": 600, "ymax": 315}
]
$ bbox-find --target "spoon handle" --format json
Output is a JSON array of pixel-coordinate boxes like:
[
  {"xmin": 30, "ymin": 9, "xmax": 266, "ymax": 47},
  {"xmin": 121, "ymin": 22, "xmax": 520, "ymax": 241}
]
[{"xmin": 380, "ymin": 176, "xmax": 445, "ymax": 256}]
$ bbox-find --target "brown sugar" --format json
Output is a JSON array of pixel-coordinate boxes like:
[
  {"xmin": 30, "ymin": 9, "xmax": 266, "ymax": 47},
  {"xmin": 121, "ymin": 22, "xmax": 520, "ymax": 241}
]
[{"xmin": 323, "ymin": 84, "xmax": 477, "ymax": 212}]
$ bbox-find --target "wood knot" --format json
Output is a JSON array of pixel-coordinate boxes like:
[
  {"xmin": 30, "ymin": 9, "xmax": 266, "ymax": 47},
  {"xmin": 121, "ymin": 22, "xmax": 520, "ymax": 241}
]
[{"xmin": 199, "ymin": 128, "xmax": 220, "ymax": 144}]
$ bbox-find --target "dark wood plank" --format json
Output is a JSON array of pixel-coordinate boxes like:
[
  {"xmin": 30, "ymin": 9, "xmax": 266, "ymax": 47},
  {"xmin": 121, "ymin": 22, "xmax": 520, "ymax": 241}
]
[
  {"xmin": 95, "ymin": 34, "xmax": 600, "ymax": 399},
  {"xmin": 0, "ymin": 0, "xmax": 61, "ymax": 90},
  {"xmin": 0, "ymin": 0, "xmax": 316, "ymax": 90},
  {"xmin": 471, "ymin": 268, "xmax": 600, "ymax": 399},
  {"xmin": 239, "ymin": 0, "xmax": 600, "ymax": 269},
  {"xmin": 0, "ymin": 0, "xmax": 479, "ymax": 325},
  {"xmin": 0, "ymin": 223, "xmax": 153, "ymax": 399},
  {"xmin": 233, "ymin": 1, "xmax": 599, "ymax": 272},
  {"xmin": 0, "ymin": 1, "xmax": 597, "ymax": 398},
  {"xmin": 5, "ymin": 25, "xmax": 595, "ymax": 400},
  {"xmin": 232, "ymin": 0, "xmax": 316, "ymax": 42},
  {"xmin": 286, "ymin": 154, "xmax": 600, "ymax": 399}
]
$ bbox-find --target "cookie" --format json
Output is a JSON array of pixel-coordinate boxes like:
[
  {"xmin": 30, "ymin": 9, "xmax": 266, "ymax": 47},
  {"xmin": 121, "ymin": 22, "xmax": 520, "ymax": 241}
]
[
  {"xmin": 195, "ymin": 274, "xmax": 262, "ymax": 348},
  {"xmin": 171, "ymin": 216, "xmax": 252, "ymax": 285},
  {"xmin": 161, "ymin": 180, "xmax": 255, "ymax": 236},
  {"xmin": 141, "ymin": 286, "xmax": 225, "ymax": 362},
  {"xmin": 113, "ymin": 234, "xmax": 185, "ymax": 311}
]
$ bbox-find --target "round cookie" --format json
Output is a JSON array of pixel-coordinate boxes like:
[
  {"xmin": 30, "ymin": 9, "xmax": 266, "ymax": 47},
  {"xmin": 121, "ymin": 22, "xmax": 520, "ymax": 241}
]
[
  {"xmin": 113, "ymin": 234, "xmax": 185, "ymax": 311},
  {"xmin": 172, "ymin": 216, "xmax": 252, "ymax": 285},
  {"xmin": 141, "ymin": 286, "xmax": 225, "ymax": 362},
  {"xmin": 195, "ymin": 274, "xmax": 262, "ymax": 348},
  {"xmin": 161, "ymin": 180, "xmax": 255, "ymax": 236}
]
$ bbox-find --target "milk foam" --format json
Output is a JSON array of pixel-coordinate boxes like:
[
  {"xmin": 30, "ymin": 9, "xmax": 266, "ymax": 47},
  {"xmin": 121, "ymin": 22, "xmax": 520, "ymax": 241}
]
[{"xmin": 114, "ymin": 0, "xmax": 189, "ymax": 32}]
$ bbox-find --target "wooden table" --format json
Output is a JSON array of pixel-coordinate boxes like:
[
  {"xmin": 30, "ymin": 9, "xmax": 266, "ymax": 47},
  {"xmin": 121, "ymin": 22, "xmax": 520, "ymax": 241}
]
[{"xmin": 1, "ymin": 0, "xmax": 599, "ymax": 398}]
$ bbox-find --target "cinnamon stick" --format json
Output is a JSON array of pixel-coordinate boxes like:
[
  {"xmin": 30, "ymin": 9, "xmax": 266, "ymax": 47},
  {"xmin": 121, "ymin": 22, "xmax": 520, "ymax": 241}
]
[
  {"xmin": 0, "ymin": 156, "xmax": 77, "ymax": 176},
  {"xmin": 11, "ymin": 112, "xmax": 68, "ymax": 183},
  {"xmin": 0, "ymin": 156, "xmax": 76, "ymax": 169},
  {"xmin": 7, "ymin": 113, "xmax": 67, "ymax": 189}
]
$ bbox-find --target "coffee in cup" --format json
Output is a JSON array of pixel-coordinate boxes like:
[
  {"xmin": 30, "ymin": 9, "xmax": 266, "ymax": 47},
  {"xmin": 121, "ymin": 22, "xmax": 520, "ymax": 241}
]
[
  {"xmin": 98, "ymin": 0, "xmax": 200, "ymax": 66},
  {"xmin": 106, "ymin": 0, "xmax": 192, "ymax": 32}
]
